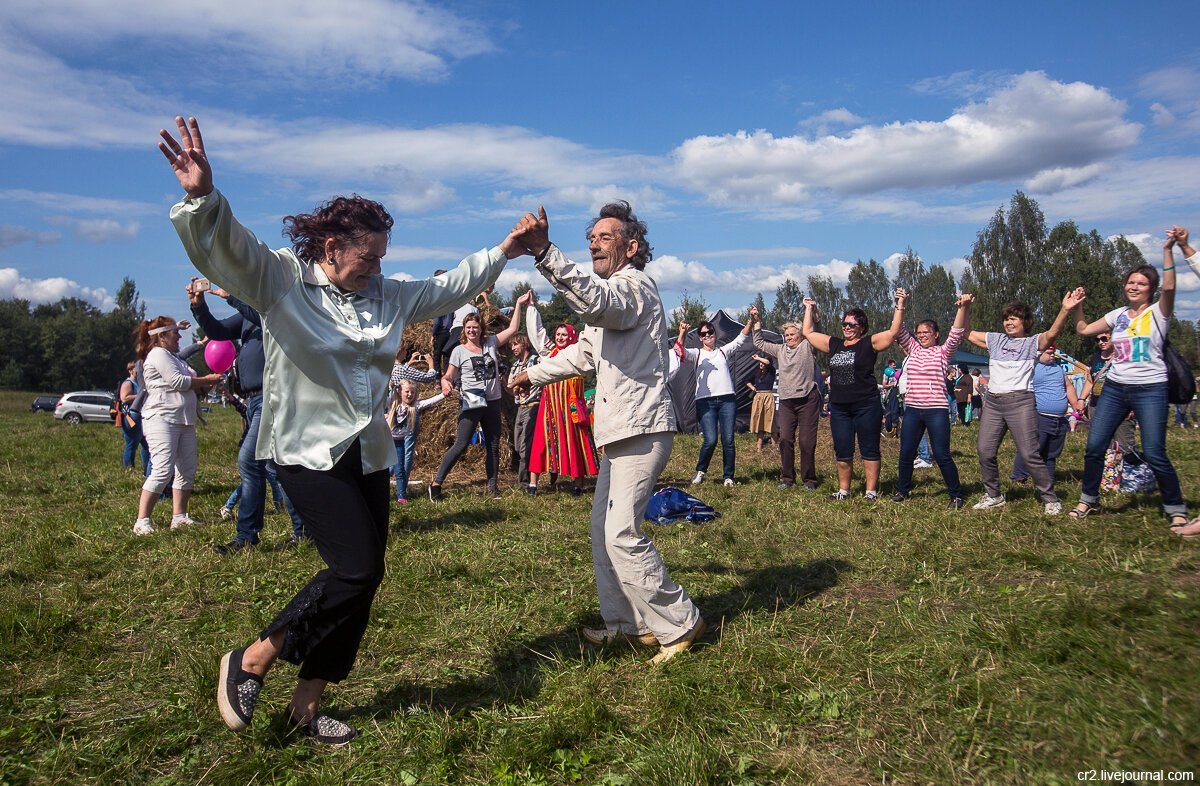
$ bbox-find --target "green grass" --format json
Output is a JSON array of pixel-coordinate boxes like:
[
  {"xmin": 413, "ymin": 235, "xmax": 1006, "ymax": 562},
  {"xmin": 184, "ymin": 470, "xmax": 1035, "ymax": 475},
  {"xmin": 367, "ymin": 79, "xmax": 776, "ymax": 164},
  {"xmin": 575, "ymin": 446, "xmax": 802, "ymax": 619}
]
[{"xmin": 1, "ymin": 389, "xmax": 1197, "ymax": 785}]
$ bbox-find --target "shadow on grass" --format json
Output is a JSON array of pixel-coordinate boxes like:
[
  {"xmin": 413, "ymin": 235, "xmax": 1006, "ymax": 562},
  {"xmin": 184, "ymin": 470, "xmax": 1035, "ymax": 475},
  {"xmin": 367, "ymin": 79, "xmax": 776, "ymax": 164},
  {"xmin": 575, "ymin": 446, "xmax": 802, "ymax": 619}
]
[
  {"xmin": 353, "ymin": 558, "xmax": 850, "ymax": 723},
  {"xmin": 390, "ymin": 506, "xmax": 506, "ymax": 535}
]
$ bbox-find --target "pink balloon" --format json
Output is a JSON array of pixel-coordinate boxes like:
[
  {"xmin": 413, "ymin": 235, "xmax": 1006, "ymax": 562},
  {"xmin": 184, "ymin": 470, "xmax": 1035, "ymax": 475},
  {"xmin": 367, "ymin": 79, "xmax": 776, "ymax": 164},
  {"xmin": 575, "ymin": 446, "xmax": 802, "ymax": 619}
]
[{"xmin": 204, "ymin": 340, "xmax": 237, "ymax": 374}]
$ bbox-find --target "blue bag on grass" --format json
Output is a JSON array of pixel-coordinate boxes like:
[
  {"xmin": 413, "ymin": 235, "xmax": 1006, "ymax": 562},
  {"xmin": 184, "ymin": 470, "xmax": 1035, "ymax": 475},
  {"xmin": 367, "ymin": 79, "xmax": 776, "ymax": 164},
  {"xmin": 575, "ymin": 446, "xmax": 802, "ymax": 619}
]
[{"xmin": 645, "ymin": 487, "xmax": 720, "ymax": 525}]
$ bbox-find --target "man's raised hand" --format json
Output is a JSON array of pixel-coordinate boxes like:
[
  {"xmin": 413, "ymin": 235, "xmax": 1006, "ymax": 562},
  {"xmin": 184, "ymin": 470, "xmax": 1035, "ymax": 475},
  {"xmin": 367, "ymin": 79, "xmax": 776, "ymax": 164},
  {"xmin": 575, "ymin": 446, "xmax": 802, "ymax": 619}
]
[{"xmin": 157, "ymin": 116, "xmax": 213, "ymax": 199}]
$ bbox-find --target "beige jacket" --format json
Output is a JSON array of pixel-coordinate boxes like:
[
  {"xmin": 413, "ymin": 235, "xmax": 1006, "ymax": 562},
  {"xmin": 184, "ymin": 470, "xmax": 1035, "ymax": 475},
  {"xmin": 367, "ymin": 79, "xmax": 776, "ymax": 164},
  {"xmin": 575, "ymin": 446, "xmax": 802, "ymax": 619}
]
[{"xmin": 525, "ymin": 245, "xmax": 675, "ymax": 447}]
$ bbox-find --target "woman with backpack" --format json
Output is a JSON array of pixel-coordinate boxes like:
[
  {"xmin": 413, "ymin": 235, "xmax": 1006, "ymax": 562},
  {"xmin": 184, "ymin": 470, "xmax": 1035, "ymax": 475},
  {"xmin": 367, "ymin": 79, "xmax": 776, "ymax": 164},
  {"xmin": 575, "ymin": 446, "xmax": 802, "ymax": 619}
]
[{"xmin": 1068, "ymin": 231, "xmax": 1191, "ymax": 534}]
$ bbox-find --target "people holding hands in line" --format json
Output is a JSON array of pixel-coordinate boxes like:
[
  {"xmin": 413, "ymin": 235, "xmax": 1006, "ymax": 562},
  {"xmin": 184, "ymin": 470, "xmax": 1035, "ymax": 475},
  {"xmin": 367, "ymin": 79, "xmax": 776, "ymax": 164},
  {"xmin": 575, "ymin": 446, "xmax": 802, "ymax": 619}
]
[
  {"xmin": 802, "ymin": 289, "xmax": 907, "ymax": 501},
  {"xmin": 1069, "ymin": 234, "xmax": 1192, "ymax": 534}
]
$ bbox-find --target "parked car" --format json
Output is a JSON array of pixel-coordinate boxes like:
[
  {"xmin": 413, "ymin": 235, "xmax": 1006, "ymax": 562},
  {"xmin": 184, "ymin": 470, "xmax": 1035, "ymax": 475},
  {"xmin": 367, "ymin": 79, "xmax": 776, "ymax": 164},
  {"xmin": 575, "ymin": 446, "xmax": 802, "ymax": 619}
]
[
  {"xmin": 31, "ymin": 395, "xmax": 61, "ymax": 413},
  {"xmin": 54, "ymin": 391, "xmax": 116, "ymax": 424}
]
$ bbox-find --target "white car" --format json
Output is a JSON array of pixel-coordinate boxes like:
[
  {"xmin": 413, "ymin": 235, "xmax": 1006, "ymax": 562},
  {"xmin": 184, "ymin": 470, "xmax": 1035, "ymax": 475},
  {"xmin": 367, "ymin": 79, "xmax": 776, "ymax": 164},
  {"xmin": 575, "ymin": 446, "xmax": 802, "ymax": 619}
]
[{"xmin": 54, "ymin": 391, "xmax": 116, "ymax": 424}]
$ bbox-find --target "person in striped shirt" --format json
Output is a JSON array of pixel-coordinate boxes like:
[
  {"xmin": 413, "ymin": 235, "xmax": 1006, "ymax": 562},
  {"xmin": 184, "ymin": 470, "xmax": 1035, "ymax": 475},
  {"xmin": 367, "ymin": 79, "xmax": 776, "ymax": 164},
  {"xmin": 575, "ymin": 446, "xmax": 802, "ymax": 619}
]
[{"xmin": 892, "ymin": 294, "xmax": 974, "ymax": 507}]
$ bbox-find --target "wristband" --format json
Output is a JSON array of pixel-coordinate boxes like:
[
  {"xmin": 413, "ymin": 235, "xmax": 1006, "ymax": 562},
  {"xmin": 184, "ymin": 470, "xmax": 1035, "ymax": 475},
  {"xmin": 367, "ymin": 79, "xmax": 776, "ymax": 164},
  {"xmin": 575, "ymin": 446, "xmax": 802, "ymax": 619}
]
[{"xmin": 1163, "ymin": 264, "xmax": 1175, "ymax": 271}]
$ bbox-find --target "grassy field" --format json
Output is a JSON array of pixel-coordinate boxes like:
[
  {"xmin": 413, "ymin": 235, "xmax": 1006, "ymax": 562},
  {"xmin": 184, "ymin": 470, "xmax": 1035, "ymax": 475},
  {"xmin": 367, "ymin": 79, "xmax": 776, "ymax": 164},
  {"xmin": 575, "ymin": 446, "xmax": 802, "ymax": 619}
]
[{"xmin": 1, "ymin": 389, "xmax": 1197, "ymax": 785}]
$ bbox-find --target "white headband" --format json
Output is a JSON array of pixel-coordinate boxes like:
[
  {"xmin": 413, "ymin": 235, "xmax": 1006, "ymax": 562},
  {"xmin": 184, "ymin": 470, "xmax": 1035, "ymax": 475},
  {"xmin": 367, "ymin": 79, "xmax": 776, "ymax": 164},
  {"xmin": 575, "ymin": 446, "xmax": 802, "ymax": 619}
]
[{"xmin": 148, "ymin": 324, "xmax": 179, "ymax": 336}]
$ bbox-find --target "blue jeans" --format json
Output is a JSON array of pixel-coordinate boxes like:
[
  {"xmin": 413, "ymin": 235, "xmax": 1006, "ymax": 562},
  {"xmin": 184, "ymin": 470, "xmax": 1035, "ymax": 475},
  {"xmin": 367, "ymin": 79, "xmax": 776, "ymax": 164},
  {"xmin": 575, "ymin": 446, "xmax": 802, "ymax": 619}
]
[
  {"xmin": 897, "ymin": 407, "xmax": 961, "ymax": 499},
  {"xmin": 235, "ymin": 395, "xmax": 268, "ymax": 544},
  {"xmin": 1012, "ymin": 414, "xmax": 1069, "ymax": 482},
  {"xmin": 392, "ymin": 436, "xmax": 415, "ymax": 500},
  {"xmin": 917, "ymin": 434, "xmax": 932, "ymax": 463},
  {"xmin": 828, "ymin": 396, "xmax": 883, "ymax": 462},
  {"xmin": 265, "ymin": 460, "xmax": 303, "ymax": 537},
  {"xmin": 1081, "ymin": 380, "xmax": 1185, "ymax": 515},
  {"xmin": 696, "ymin": 394, "xmax": 737, "ymax": 480},
  {"xmin": 224, "ymin": 474, "xmax": 288, "ymax": 510},
  {"xmin": 121, "ymin": 419, "xmax": 150, "ymax": 475},
  {"xmin": 1175, "ymin": 404, "xmax": 1189, "ymax": 427}
]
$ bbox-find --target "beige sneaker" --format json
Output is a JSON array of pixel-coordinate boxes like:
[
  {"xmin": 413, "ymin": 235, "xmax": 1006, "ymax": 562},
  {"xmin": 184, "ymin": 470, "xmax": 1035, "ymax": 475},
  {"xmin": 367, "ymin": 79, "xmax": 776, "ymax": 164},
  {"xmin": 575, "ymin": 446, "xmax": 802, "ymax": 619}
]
[
  {"xmin": 582, "ymin": 627, "xmax": 657, "ymax": 647},
  {"xmin": 651, "ymin": 616, "xmax": 707, "ymax": 665}
]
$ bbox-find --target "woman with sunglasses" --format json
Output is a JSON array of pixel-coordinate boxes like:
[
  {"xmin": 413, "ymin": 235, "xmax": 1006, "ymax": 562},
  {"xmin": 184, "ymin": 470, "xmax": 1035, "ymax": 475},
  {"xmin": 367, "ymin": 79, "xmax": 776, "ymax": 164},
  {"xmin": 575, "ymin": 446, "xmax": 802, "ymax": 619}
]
[
  {"xmin": 1068, "ymin": 232, "xmax": 1191, "ymax": 534},
  {"xmin": 802, "ymin": 290, "xmax": 907, "ymax": 501},
  {"xmin": 675, "ymin": 317, "xmax": 753, "ymax": 486}
]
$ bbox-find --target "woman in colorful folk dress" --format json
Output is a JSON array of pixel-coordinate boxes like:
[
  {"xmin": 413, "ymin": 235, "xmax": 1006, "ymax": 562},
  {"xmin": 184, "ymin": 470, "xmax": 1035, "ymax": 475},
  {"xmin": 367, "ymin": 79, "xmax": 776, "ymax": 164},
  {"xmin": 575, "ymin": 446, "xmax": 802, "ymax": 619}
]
[{"xmin": 526, "ymin": 300, "xmax": 599, "ymax": 495}]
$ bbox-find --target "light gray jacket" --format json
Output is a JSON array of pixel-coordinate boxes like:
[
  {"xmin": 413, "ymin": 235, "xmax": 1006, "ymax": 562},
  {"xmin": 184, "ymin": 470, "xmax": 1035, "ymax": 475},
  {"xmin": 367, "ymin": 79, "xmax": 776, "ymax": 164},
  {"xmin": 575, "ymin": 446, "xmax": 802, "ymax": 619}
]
[{"xmin": 525, "ymin": 245, "xmax": 675, "ymax": 447}]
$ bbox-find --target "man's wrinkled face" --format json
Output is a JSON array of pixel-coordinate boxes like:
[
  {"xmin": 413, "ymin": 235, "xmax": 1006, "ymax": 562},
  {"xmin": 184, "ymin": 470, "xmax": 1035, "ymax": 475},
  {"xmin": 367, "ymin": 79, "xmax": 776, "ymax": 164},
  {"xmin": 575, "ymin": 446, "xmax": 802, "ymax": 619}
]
[{"xmin": 588, "ymin": 217, "xmax": 633, "ymax": 279}]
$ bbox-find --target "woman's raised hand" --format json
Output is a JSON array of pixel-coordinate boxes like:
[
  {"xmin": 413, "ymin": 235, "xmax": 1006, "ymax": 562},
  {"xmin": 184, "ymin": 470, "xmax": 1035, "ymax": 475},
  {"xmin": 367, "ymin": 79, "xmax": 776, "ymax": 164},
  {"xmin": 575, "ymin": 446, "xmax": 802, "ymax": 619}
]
[
  {"xmin": 158, "ymin": 117, "xmax": 213, "ymax": 199},
  {"xmin": 1063, "ymin": 287, "xmax": 1087, "ymax": 310},
  {"xmin": 955, "ymin": 293, "xmax": 976, "ymax": 307}
]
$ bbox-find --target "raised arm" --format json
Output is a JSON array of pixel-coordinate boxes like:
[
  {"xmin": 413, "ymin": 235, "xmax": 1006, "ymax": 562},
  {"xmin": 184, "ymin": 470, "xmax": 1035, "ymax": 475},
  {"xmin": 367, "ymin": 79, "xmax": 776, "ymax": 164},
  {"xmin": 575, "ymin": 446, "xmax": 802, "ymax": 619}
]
[
  {"xmin": 952, "ymin": 293, "xmax": 973, "ymax": 331},
  {"xmin": 871, "ymin": 288, "xmax": 907, "ymax": 351},
  {"xmin": 801, "ymin": 298, "xmax": 831, "ymax": 353},
  {"xmin": 528, "ymin": 301, "xmax": 550, "ymax": 352},
  {"xmin": 494, "ymin": 289, "xmax": 533, "ymax": 347},
  {"xmin": 1041, "ymin": 288, "xmax": 1087, "ymax": 350},
  {"xmin": 1159, "ymin": 229, "xmax": 1177, "ymax": 319}
]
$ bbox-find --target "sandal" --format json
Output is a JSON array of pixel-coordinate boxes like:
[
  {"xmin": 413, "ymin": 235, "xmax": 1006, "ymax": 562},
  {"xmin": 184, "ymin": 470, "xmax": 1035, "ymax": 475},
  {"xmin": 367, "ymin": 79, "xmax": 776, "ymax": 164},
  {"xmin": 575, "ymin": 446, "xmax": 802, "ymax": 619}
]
[
  {"xmin": 1169, "ymin": 516, "xmax": 1200, "ymax": 540},
  {"xmin": 1067, "ymin": 501, "xmax": 1099, "ymax": 519}
]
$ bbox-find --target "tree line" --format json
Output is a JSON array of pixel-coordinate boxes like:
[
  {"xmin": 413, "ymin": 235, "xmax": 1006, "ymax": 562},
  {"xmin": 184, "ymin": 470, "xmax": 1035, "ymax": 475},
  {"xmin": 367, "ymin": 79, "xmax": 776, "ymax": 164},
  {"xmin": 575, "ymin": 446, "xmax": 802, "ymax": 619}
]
[{"xmin": 3, "ymin": 192, "xmax": 1199, "ymax": 393}]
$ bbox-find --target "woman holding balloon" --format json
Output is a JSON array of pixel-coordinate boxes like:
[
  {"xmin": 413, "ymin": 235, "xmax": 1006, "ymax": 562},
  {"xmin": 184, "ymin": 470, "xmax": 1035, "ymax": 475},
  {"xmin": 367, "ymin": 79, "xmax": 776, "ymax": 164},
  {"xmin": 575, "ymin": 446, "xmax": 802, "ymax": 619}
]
[{"xmin": 131, "ymin": 315, "xmax": 223, "ymax": 536}]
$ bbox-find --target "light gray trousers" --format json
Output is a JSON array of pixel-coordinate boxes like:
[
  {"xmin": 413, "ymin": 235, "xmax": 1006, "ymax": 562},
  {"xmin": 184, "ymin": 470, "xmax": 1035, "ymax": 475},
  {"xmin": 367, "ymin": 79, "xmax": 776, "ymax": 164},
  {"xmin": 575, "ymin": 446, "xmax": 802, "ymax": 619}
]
[
  {"xmin": 977, "ymin": 392, "xmax": 1058, "ymax": 504},
  {"xmin": 589, "ymin": 431, "xmax": 701, "ymax": 644}
]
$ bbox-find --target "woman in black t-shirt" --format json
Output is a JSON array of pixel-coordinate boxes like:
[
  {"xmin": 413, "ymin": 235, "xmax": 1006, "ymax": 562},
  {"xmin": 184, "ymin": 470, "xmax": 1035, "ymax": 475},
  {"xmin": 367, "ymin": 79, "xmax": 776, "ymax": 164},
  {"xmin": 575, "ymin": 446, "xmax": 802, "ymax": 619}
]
[{"xmin": 802, "ymin": 290, "xmax": 908, "ymax": 500}]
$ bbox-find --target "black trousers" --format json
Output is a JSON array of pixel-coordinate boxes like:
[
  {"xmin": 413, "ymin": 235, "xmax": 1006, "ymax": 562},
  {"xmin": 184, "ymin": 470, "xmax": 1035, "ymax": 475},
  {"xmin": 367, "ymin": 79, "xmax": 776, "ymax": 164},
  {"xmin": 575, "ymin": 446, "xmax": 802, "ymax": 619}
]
[
  {"xmin": 434, "ymin": 399, "xmax": 502, "ymax": 485},
  {"xmin": 267, "ymin": 440, "xmax": 389, "ymax": 682}
]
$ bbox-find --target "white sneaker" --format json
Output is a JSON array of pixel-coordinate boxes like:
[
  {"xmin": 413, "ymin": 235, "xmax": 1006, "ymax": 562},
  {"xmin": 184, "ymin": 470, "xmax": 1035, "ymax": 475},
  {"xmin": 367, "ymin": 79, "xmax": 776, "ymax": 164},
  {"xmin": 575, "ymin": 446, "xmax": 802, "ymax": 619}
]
[
  {"xmin": 972, "ymin": 494, "xmax": 1006, "ymax": 510},
  {"xmin": 132, "ymin": 519, "xmax": 154, "ymax": 536},
  {"xmin": 830, "ymin": 490, "xmax": 850, "ymax": 501},
  {"xmin": 1044, "ymin": 502, "xmax": 1063, "ymax": 515},
  {"xmin": 723, "ymin": 478, "xmax": 734, "ymax": 487},
  {"xmin": 913, "ymin": 459, "xmax": 934, "ymax": 469},
  {"xmin": 219, "ymin": 506, "xmax": 232, "ymax": 521},
  {"xmin": 170, "ymin": 514, "xmax": 198, "ymax": 531},
  {"xmin": 691, "ymin": 471, "xmax": 705, "ymax": 485},
  {"xmin": 864, "ymin": 490, "xmax": 879, "ymax": 502}
]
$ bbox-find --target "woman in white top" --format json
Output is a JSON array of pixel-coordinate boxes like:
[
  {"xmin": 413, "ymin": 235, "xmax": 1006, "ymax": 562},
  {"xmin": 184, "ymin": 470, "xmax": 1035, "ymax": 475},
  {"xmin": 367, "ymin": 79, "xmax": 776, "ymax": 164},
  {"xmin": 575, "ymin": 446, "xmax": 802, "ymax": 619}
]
[
  {"xmin": 132, "ymin": 316, "xmax": 222, "ymax": 536},
  {"xmin": 1070, "ymin": 235, "xmax": 1190, "ymax": 532},
  {"xmin": 675, "ymin": 318, "xmax": 752, "ymax": 486}
]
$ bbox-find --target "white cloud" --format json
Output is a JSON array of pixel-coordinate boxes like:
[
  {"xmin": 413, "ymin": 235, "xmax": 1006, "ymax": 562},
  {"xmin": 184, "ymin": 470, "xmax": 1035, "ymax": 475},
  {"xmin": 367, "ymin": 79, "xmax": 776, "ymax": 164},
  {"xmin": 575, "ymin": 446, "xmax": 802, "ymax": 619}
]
[
  {"xmin": 1150, "ymin": 102, "xmax": 1176, "ymax": 127},
  {"xmin": 687, "ymin": 245, "xmax": 824, "ymax": 262},
  {"xmin": 1, "ymin": 0, "xmax": 491, "ymax": 85},
  {"xmin": 0, "ymin": 268, "xmax": 114, "ymax": 309},
  {"xmin": 45, "ymin": 217, "xmax": 140, "ymax": 243},
  {"xmin": 673, "ymin": 72, "xmax": 1140, "ymax": 205},
  {"xmin": 386, "ymin": 272, "xmax": 416, "ymax": 282},
  {"xmin": 646, "ymin": 255, "xmax": 858, "ymax": 297},
  {"xmin": 1036, "ymin": 156, "xmax": 1200, "ymax": 222},
  {"xmin": 938, "ymin": 257, "xmax": 971, "ymax": 280},
  {"xmin": 1140, "ymin": 67, "xmax": 1200, "ymax": 132},
  {"xmin": 0, "ymin": 225, "xmax": 61, "ymax": 249},
  {"xmin": 799, "ymin": 107, "xmax": 864, "ymax": 135},
  {"xmin": 1024, "ymin": 164, "xmax": 1105, "ymax": 193},
  {"xmin": 0, "ymin": 189, "xmax": 159, "ymax": 216},
  {"xmin": 910, "ymin": 69, "xmax": 1012, "ymax": 99}
]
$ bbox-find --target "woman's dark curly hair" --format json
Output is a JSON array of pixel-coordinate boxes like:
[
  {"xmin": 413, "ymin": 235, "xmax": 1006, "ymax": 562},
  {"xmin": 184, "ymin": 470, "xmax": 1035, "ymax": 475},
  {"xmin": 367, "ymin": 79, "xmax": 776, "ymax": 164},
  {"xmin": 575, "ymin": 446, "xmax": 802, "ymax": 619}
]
[
  {"xmin": 588, "ymin": 200, "xmax": 653, "ymax": 270},
  {"xmin": 282, "ymin": 195, "xmax": 393, "ymax": 264}
]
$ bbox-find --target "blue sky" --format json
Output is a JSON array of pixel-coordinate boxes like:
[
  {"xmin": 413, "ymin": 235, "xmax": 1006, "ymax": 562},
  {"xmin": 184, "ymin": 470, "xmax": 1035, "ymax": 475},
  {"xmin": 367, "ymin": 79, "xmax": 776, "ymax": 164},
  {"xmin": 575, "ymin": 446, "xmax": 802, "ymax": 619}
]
[{"xmin": 2, "ymin": 0, "xmax": 1199, "ymax": 323}]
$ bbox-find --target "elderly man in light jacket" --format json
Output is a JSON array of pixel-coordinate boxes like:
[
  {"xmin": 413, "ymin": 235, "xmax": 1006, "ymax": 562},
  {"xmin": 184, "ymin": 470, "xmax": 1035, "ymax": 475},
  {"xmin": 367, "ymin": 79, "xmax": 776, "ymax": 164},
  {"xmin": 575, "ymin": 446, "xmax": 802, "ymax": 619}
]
[{"xmin": 511, "ymin": 203, "xmax": 705, "ymax": 665}]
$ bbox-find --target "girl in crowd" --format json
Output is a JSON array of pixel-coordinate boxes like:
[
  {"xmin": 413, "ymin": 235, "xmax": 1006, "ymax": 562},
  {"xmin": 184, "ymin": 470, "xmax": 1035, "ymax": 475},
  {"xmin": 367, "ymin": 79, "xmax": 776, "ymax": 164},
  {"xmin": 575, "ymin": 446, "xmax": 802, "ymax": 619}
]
[
  {"xmin": 131, "ymin": 316, "xmax": 222, "ymax": 535},
  {"xmin": 891, "ymin": 294, "xmax": 974, "ymax": 507},
  {"xmin": 745, "ymin": 354, "xmax": 776, "ymax": 453},
  {"xmin": 802, "ymin": 290, "xmax": 907, "ymax": 500},
  {"xmin": 527, "ymin": 298, "xmax": 599, "ymax": 495},
  {"xmin": 118, "ymin": 360, "xmax": 150, "ymax": 474},
  {"xmin": 1069, "ymin": 232, "xmax": 1191, "ymax": 533},
  {"xmin": 160, "ymin": 116, "xmax": 524, "ymax": 744},
  {"xmin": 749, "ymin": 305, "xmax": 821, "ymax": 490},
  {"xmin": 676, "ymin": 318, "xmax": 753, "ymax": 486},
  {"xmin": 431, "ymin": 290, "xmax": 534, "ymax": 501},
  {"xmin": 387, "ymin": 380, "xmax": 445, "ymax": 505},
  {"xmin": 965, "ymin": 291, "xmax": 1084, "ymax": 514}
]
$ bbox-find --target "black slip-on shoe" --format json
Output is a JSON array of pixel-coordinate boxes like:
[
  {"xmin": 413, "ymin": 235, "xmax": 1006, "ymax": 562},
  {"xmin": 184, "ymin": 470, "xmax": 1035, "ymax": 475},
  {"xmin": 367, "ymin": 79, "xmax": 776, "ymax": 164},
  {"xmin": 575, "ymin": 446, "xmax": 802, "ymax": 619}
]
[
  {"xmin": 217, "ymin": 647, "xmax": 263, "ymax": 732},
  {"xmin": 296, "ymin": 713, "xmax": 358, "ymax": 746}
]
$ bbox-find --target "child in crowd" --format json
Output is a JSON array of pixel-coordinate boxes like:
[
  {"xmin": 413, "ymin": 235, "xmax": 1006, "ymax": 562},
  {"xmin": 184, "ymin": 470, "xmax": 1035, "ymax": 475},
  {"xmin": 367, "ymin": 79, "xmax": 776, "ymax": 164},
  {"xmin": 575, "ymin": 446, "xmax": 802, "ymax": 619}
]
[{"xmin": 388, "ymin": 379, "xmax": 445, "ymax": 504}]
